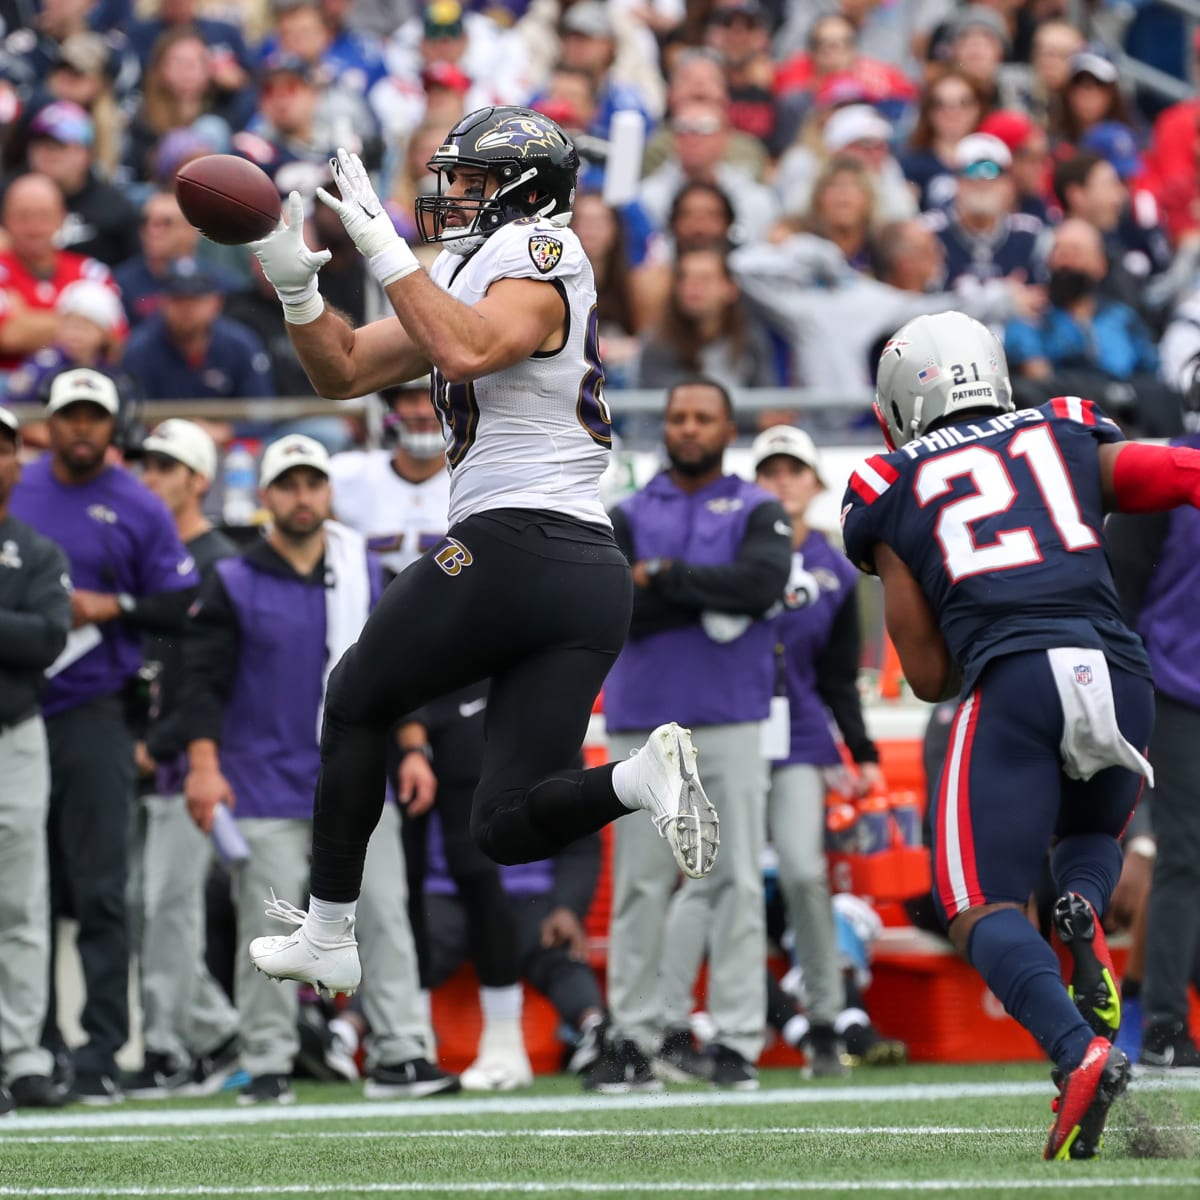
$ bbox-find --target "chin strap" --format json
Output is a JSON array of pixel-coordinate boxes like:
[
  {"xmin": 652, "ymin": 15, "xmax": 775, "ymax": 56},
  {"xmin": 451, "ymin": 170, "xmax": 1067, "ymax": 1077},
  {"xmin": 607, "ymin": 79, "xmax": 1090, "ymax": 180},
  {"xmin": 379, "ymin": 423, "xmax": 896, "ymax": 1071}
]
[{"xmin": 1111, "ymin": 441, "xmax": 1200, "ymax": 512}]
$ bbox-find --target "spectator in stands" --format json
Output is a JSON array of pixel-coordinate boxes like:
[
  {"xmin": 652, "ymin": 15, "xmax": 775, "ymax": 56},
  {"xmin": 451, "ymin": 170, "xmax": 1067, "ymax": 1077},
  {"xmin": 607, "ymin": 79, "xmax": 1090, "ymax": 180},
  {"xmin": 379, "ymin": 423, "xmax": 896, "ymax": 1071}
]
[
  {"xmin": 0, "ymin": 173, "xmax": 115, "ymax": 372},
  {"xmin": 731, "ymin": 215, "xmax": 1037, "ymax": 396},
  {"xmin": 775, "ymin": 156, "xmax": 880, "ymax": 275},
  {"xmin": 4, "ymin": 279, "xmax": 128, "ymax": 408},
  {"xmin": 642, "ymin": 48, "xmax": 768, "ymax": 181},
  {"xmin": 124, "ymin": 418, "xmax": 240, "ymax": 1100},
  {"xmin": 1141, "ymin": 29, "xmax": 1200, "ymax": 245},
  {"xmin": 1053, "ymin": 152, "xmax": 1172, "ymax": 313},
  {"xmin": 703, "ymin": 0, "xmax": 777, "ymax": 153},
  {"xmin": 781, "ymin": 107, "xmax": 915, "ymax": 229},
  {"xmin": 978, "ymin": 109, "xmax": 1055, "ymax": 222},
  {"xmin": 265, "ymin": 0, "xmax": 388, "ymax": 104},
  {"xmin": 773, "ymin": 11, "xmax": 917, "ymax": 126},
  {"xmin": 933, "ymin": 5, "xmax": 1023, "ymax": 111},
  {"xmin": 639, "ymin": 99, "xmax": 779, "ymax": 244},
  {"xmin": 384, "ymin": 121, "xmax": 448, "ymax": 255},
  {"xmin": 899, "ymin": 69, "xmax": 986, "ymax": 212},
  {"xmin": 571, "ymin": 191, "xmax": 641, "ymax": 388},
  {"xmin": 1052, "ymin": 47, "xmax": 1138, "ymax": 153},
  {"xmin": 113, "ymin": 189, "xmax": 202, "ymax": 329},
  {"xmin": 19, "ymin": 101, "xmax": 139, "ymax": 267},
  {"xmin": 922, "ymin": 133, "xmax": 1044, "ymax": 291},
  {"xmin": 751, "ymin": 425, "xmax": 881, "ymax": 1075},
  {"xmin": 127, "ymin": 0, "xmax": 251, "ymax": 85},
  {"xmin": 120, "ymin": 257, "xmax": 274, "ymax": 405},
  {"xmin": 234, "ymin": 51, "xmax": 380, "ymax": 197},
  {"xmin": 43, "ymin": 33, "xmax": 125, "ymax": 180},
  {"xmin": 424, "ymin": 824, "xmax": 609, "ymax": 1079},
  {"xmin": 588, "ymin": 379, "xmax": 791, "ymax": 1092},
  {"xmin": 10, "ymin": 367, "xmax": 197, "ymax": 1104},
  {"xmin": 633, "ymin": 180, "xmax": 738, "ymax": 334},
  {"xmin": 0, "ymin": 406, "xmax": 72, "ymax": 1114},
  {"xmin": 637, "ymin": 243, "xmax": 775, "ymax": 392},
  {"xmin": 1024, "ymin": 19, "xmax": 1085, "ymax": 127},
  {"xmin": 1004, "ymin": 219, "xmax": 1176, "ymax": 434},
  {"xmin": 125, "ymin": 28, "xmax": 238, "ymax": 185},
  {"xmin": 179, "ymin": 434, "xmax": 457, "ymax": 1104}
]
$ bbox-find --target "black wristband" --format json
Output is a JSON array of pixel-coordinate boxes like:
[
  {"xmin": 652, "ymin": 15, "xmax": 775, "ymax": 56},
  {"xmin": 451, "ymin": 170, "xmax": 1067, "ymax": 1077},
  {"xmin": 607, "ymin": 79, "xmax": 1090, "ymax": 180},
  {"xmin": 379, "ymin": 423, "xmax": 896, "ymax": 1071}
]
[{"xmin": 399, "ymin": 744, "xmax": 434, "ymax": 764}]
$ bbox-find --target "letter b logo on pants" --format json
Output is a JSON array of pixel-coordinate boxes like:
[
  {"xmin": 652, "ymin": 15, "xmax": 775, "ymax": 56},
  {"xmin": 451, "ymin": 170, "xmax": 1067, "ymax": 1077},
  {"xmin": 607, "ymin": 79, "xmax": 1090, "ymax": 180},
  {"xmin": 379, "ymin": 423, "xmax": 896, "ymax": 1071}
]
[{"xmin": 433, "ymin": 537, "xmax": 473, "ymax": 576}]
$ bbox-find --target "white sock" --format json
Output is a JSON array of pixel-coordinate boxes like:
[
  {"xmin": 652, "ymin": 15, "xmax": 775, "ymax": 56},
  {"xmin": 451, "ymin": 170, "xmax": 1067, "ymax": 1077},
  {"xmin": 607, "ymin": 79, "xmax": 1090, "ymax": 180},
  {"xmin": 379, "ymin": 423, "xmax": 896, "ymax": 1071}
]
[
  {"xmin": 328, "ymin": 1015, "xmax": 360, "ymax": 1055},
  {"xmin": 783, "ymin": 1014, "xmax": 810, "ymax": 1049},
  {"xmin": 479, "ymin": 984, "xmax": 523, "ymax": 1023},
  {"xmin": 611, "ymin": 753, "xmax": 642, "ymax": 810},
  {"xmin": 307, "ymin": 896, "xmax": 356, "ymax": 940}
]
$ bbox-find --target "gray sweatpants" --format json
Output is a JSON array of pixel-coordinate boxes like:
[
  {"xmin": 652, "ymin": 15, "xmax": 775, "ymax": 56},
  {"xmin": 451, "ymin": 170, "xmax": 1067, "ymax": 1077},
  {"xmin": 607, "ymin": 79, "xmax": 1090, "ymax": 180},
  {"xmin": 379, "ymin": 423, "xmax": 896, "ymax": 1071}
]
[
  {"xmin": 767, "ymin": 763, "xmax": 841, "ymax": 1026},
  {"xmin": 609, "ymin": 722, "xmax": 768, "ymax": 1063},
  {"xmin": 0, "ymin": 715, "xmax": 54, "ymax": 1083},
  {"xmin": 128, "ymin": 794, "xmax": 238, "ymax": 1069},
  {"xmin": 234, "ymin": 803, "xmax": 426, "ymax": 1076}
]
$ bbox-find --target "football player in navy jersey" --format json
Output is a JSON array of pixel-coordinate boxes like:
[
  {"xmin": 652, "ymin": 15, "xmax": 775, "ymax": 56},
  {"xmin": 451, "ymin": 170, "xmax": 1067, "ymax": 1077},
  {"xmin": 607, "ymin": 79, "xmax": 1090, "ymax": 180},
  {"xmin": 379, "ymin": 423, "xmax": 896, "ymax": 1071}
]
[
  {"xmin": 842, "ymin": 311, "xmax": 1200, "ymax": 1161},
  {"xmin": 242, "ymin": 107, "xmax": 719, "ymax": 1008}
]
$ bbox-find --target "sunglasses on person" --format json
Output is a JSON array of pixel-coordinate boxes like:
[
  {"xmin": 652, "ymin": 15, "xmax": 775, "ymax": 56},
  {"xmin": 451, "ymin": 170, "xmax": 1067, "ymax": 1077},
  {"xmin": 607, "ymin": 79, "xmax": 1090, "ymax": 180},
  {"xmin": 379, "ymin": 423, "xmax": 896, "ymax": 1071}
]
[{"xmin": 959, "ymin": 160, "xmax": 1006, "ymax": 180}]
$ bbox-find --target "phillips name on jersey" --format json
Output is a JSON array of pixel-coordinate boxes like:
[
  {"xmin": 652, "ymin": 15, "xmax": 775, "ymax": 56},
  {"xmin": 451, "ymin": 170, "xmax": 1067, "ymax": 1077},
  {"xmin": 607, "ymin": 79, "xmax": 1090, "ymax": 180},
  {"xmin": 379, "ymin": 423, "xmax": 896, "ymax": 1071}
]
[
  {"xmin": 841, "ymin": 398, "xmax": 1151, "ymax": 693},
  {"xmin": 427, "ymin": 217, "xmax": 612, "ymax": 529}
]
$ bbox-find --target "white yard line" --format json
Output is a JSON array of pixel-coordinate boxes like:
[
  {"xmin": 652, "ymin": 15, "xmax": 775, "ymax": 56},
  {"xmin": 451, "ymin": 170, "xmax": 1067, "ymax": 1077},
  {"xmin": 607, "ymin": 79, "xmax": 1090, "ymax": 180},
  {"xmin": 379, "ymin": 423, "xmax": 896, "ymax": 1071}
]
[
  {"xmin": 4, "ymin": 1122, "xmax": 1200, "ymax": 1147},
  {"xmin": 2, "ymin": 1076, "xmax": 1198, "ymax": 1134},
  {"xmin": 2, "ymin": 1181, "xmax": 1199, "ymax": 1197}
]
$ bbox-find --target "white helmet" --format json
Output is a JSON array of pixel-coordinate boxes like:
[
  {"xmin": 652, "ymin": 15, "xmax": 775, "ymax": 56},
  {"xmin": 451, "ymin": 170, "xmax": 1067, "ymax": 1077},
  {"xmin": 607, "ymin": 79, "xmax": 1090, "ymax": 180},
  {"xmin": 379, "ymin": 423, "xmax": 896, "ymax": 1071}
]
[{"xmin": 874, "ymin": 312, "xmax": 1013, "ymax": 450}]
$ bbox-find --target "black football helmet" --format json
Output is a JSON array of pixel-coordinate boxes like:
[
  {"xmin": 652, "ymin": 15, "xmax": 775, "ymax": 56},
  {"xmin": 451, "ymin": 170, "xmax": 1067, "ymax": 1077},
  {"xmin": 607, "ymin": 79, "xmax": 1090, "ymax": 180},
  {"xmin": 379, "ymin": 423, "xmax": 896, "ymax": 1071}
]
[{"xmin": 415, "ymin": 106, "xmax": 579, "ymax": 255}]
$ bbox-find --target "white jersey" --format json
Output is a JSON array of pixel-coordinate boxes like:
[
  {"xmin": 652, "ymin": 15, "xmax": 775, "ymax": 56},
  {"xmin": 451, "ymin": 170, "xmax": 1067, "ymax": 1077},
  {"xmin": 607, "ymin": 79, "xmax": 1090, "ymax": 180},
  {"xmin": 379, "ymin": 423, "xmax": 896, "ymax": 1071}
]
[
  {"xmin": 328, "ymin": 449, "xmax": 452, "ymax": 577},
  {"xmin": 428, "ymin": 219, "xmax": 612, "ymax": 528}
]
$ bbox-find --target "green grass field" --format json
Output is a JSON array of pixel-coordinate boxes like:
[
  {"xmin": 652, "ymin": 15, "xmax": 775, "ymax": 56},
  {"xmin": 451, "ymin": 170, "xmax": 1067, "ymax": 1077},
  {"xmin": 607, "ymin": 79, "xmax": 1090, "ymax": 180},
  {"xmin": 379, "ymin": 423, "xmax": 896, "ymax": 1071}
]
[{"xmin": 2, "ymin": 1065, "xmax": 1199, "ymax": 1199}]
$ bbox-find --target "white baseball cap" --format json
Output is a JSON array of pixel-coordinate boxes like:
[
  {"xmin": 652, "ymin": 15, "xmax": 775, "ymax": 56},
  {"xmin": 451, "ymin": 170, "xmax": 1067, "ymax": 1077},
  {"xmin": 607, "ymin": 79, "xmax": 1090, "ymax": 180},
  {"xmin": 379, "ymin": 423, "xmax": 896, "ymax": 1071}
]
[
  {"xmin": 823, "ymin": 105, "xmax": 892, "ymax": 154},
  {"xmin": 142, "ymin": 418, "xmax": 218, "ymax": 481},
  {"xmin": 751, "ymin": 425, "xmax": 825, "ymax": 483},
  {"xmin": 45, "ymin": 367, "xmax": 120, "ymax": 416},
  {"xmin": 954, "ymin": 132, "xmax": 1013, "ymax": 174},
  {"xmin": 259, "ymin": 433, "xmax": 331, "ymax": 489},
  {"xmin": 56, "ymin": 279, "xmax": 126, "ymax": 336}
]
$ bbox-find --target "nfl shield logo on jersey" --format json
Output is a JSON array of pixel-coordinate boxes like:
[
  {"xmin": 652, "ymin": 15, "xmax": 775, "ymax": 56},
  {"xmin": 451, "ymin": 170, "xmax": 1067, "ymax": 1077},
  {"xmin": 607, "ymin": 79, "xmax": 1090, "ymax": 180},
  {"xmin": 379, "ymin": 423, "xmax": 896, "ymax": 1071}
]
[
  {"xmin": 528, "ymin": 235, "xmax": 563, "ymax": 274},
  {"xmin": 1074, "ymin": 664, "xmax": 1093, "ymax": 686}
]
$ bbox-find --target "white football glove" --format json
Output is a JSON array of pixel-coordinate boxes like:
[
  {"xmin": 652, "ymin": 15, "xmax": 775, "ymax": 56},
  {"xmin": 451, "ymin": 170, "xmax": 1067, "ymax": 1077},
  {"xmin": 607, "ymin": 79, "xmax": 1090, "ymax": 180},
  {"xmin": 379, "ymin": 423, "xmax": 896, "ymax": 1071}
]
[
  {"xmin": 317, "ymin": 147, "xmax": 419, "ymax": 286},
  {"xmin": 250, "ymin": 191, "xmax": 331, "ymax": 323}
]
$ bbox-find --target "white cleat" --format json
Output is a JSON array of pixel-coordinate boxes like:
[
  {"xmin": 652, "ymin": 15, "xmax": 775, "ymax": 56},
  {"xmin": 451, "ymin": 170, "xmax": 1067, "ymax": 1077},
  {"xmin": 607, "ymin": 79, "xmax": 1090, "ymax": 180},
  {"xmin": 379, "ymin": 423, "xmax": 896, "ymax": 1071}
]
[
  {"xmin": 247, "ymin": 890, "xmax": 362, "ymax": 997},
  {"xmin": 460, "ymin": 1031, "xmax": 534, "ymax": 1092},
  {"xmin": 631, "ymin": 722, "xmax": 719, "ymax": 879}
]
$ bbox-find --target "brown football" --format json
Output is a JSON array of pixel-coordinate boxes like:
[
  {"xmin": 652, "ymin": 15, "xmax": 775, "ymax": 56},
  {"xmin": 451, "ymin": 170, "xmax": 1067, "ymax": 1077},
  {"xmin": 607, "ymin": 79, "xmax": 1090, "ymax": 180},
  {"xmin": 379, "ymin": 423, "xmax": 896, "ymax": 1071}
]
[{"xmin": 176, "ymin": 155, "xmax": 281, "ymax": 245}]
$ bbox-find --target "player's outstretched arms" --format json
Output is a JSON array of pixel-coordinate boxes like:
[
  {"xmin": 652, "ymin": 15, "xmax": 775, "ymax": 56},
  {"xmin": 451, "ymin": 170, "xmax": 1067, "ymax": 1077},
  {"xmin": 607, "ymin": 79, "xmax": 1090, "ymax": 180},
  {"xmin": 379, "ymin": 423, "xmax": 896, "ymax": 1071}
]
[
  {"xmin": 252, "ymin": 191, "xmax": 428, "ymax": 398},
  {"xmin": 1101, "ymin": 441, "xmax": 1200, "ymax": 514},
  {"xmin": 875, "ymin": 543, "xmax": 961, "ymax": 703}
]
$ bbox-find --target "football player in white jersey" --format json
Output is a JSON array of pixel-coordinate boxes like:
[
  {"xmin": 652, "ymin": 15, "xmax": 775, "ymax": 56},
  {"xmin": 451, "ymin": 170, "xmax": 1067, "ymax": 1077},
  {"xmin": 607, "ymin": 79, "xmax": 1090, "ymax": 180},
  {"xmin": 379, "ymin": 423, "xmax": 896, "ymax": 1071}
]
[
  {"xmin": 245, "ymin": 107, "xmax": 719, "ymax": 1000},
  {"xmin": 329, "ymin": 379, "xmax": 531, "ymax": 1091}
]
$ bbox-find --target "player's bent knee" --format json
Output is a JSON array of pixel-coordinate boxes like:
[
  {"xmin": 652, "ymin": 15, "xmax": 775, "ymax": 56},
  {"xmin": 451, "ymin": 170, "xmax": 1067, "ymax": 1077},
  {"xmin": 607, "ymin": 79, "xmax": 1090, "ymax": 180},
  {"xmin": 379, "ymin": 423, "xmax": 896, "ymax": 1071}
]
[{"xmin": 947, "ymin": 900, "xmax": 1025, "ymax": 958}]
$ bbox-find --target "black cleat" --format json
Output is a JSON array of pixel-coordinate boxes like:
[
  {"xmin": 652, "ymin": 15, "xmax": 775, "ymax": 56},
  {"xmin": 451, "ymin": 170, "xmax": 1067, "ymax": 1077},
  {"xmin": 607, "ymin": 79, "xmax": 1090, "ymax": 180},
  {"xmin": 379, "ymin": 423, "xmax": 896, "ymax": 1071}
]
[
  {"xmin": 9, "ymin": 1075, "xmax": 71, "ymax": 1108},
  {"xmin": 709, "ymin": 1043, "xmax": 759, "ymax": 1091},
  {"xmin": 803, "ymin": 1023, "xmax": 849, "ymax": 1078},
  {"xmin": 1052, "ymin": 893, "xmax": 1120, "ymax": 1041},
  {"xmin": 237, "ymin": 1073, "xmax": 295, "ymax": 1106},
  {"xmin": 1139, "ymin": 1017, "xmax": 1200, "ymax": 1070},
  {"xmin": 582, "ymin": 1037, "xmax": 662, "ymax": 1094},
  {"xmin": 653, "ymin": 1029, "xmax": 712, "ymax": 1083},
  {"xmin": 364, "ymin": 1058, "xmax": 460, "ymax": 1099}
]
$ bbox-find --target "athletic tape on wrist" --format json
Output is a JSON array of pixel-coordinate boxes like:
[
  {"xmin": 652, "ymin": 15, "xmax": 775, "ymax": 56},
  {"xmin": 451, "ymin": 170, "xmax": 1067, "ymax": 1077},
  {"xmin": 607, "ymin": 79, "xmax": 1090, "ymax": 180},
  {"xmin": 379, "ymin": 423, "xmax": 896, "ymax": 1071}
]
[
  {"xmin": 369, "ymin": 242, "xmax": 420, "ymax": 288},
  {"xmin": 282, "ymin": 292, "xmax": 326, "ymax": 325}
]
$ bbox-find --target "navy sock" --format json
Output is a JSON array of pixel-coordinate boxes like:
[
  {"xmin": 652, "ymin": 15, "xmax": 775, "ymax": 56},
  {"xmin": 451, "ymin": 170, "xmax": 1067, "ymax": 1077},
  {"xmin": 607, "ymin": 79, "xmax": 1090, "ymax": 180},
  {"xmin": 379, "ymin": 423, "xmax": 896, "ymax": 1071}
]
[
  {"xmin": 967, "ymin": 908, "xmax": 1095, "ymax": 1071},
  {"xmin": 1051, "ymin": 834, "xmax": 1123, "ymax": 918}
]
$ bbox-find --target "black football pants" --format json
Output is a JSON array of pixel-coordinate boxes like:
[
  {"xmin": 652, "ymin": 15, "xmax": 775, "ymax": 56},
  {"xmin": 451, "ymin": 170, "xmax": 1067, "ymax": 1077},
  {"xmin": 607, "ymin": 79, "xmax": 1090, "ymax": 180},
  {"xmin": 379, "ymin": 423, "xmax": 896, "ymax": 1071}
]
[{"xmin": 310, "ymin": 509, "xmax": 633, "ymax": 902}]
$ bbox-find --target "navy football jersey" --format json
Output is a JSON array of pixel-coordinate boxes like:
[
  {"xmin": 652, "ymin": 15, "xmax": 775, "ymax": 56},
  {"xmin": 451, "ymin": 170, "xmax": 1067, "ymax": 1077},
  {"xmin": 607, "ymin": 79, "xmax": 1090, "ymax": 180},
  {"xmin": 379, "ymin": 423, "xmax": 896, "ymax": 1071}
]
[{"xmin": 841, "ymin": 398, "xmax": 1151, "ymax": 692}]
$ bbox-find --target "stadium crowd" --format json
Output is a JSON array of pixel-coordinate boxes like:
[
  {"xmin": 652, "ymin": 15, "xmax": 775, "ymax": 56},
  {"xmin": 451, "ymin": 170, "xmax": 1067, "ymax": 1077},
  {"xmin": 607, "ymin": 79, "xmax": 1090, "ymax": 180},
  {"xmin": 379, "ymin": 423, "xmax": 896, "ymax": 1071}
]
[{"xmin": 1, "ymin": 0, "xmax": 1199, "ymax": 1113}]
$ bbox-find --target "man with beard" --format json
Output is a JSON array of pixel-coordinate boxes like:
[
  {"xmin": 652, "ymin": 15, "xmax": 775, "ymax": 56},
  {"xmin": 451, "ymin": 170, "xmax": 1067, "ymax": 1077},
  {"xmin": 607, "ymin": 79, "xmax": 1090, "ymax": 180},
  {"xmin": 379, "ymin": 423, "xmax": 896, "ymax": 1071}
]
[
  {"xmin": 585, "ymin": 378, "xmax": 792, "ymax": 1093},
  {"xmin": 1004, "ymin": 219, "xmax": 1179, "ymax": 437},
  {"xmin": 922, "ymin": 134, "xmax": 1044, "ymax": 293},
  {"xmin": 9, "ymin": 368, "xmax": 197, "ymax": 1104},
  {"xmin": 179, "ymin": 435, "xmax": 457, "ymax": 1104}
]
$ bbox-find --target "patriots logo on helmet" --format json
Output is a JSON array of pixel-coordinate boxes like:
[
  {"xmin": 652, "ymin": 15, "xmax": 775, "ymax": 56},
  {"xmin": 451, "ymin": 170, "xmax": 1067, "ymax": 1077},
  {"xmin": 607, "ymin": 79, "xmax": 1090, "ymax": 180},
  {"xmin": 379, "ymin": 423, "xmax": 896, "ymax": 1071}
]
[
  {"xmin": 529, "ymin": 234, "xmax": 563, "ymax": 274},
  {"xmin": 474, "ymin": 116, "xmax": 568, "ymax": 158}
]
